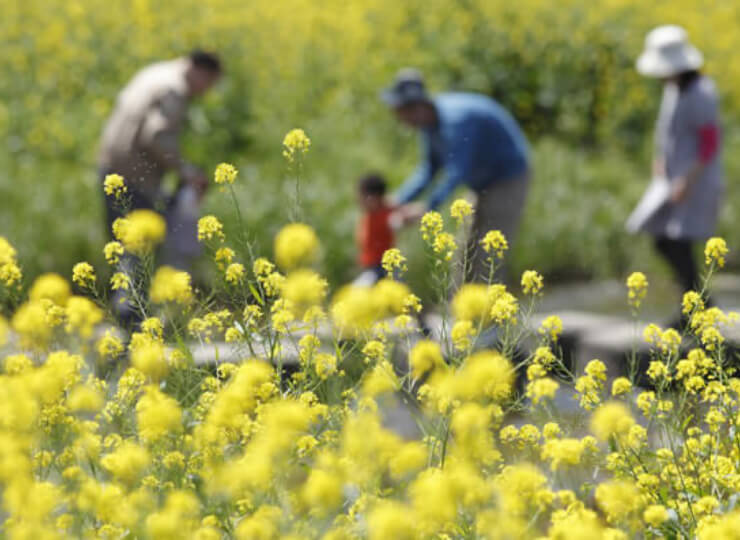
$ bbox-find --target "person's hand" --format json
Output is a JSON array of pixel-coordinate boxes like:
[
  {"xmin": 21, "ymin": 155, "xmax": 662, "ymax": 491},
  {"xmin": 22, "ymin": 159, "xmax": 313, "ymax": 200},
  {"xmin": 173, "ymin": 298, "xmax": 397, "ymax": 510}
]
[
  {"xmin": 189, "ymin": 169, "xmax": 210, "ymax": 199},
  {"xmin": 397, "ymin": 202, "xmax": 427, "ymax": 226},
  {"xmin": 670, "ymin": 177, "xmax": 689, "ymax": 205},
  {"xmin": 652, "ymin": 157, "xmax": 666, "ymax": 178},
  {"xmin": 180, "ymin": 163, "xmax": 209, "ymax": 199}
]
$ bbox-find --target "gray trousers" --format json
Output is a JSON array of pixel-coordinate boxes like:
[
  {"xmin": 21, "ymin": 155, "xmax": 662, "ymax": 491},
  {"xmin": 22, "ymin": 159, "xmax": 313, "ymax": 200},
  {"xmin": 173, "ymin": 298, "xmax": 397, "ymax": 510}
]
[{"xmin": 465, "ymin": 173, "xmax": 529, "ymax": 284}]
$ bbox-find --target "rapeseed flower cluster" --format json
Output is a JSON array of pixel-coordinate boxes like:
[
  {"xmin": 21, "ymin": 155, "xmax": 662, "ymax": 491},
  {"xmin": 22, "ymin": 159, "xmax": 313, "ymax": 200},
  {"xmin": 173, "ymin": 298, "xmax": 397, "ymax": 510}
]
[
  {"xmin": 274, "ymin": 222, "xmax": 319, "ymax": 270},
  {"xmin": 3, "ymin": 144, "xmax": 740, "ymax": 539},
  {"xmin": 626, "ymin": 271, "xmax": 648, "ymax": 309},
  {"xmin": 282, "ymin": 128, "xmax": 311, "ymax": 162},
  {"xmin": 113, "ymin": 210, "xmax": 166, "ymax": 256},
  {"xmin": 0, "ymin": 236, "xmax": 22, "ymax": 287},
  {"xmin": 197, "ymin": 215, "xmax": 225, "ymax": 243},
  {"xmin": 214, "ymin": 162, "xmax": 238, "ymax": 185},
  {"xmin": 103, "ymin": 173, "xmax": 127, "ymax": 199}
]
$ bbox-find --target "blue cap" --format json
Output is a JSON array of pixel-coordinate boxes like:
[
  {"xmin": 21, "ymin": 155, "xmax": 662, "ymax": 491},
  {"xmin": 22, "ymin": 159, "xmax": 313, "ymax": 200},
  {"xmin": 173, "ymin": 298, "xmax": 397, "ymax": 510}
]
[{"xmin": 380, "ymin": 68, "xmax": 430, "ymax": 108}]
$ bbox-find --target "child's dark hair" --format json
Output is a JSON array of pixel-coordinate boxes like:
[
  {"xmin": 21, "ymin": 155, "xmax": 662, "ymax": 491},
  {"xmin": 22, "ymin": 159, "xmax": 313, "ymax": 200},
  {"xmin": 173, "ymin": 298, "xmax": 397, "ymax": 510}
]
[{"xmin": 358, "ymin": 173, "xmax": 387, "ymax": 196}]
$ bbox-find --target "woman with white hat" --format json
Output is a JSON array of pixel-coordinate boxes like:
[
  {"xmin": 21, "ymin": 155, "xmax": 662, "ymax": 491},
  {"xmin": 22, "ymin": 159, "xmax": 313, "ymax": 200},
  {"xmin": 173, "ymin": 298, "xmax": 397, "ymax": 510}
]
[{"xmin": 634, "ymin": 25, "xmax": 722, "ymax": 316}]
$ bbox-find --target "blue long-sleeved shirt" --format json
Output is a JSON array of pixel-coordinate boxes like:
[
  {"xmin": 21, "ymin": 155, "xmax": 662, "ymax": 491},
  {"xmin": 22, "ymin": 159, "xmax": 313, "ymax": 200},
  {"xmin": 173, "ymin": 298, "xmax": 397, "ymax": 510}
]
[{"xmin": 395, "ymin": 92, "xmax": 530, "ymax": 209}]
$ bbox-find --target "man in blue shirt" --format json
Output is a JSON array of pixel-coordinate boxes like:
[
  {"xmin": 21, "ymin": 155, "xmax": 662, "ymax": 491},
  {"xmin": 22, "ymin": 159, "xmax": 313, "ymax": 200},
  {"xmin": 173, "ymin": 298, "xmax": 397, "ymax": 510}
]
[{"xmin": 382, "ymin": 69, "xmax": 530, "ymax": 283}]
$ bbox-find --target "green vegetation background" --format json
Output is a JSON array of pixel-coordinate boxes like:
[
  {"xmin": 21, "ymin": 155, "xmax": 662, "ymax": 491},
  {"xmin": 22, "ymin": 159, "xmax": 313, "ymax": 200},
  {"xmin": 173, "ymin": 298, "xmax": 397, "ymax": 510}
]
[{"xmin": 3, "ymin": 0, "xmax": 740, "ymax": 298}]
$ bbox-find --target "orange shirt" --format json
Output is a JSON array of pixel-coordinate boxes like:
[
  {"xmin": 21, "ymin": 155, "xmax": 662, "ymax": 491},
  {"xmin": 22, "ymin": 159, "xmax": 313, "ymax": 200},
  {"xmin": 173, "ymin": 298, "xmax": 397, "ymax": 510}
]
[{"xmin": 357, "ymin": 207, "xmax": 394, "ymax": 268}]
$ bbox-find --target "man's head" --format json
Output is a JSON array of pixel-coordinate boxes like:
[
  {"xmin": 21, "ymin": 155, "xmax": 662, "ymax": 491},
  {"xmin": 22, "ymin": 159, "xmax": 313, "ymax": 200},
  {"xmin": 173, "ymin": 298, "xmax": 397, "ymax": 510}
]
[
  {"xmin": 358, "ymin": 173, "xmax": 387, "ymax": 212},
  {"xmin": 381, "ymin": 68, "xmax": 437, "ymax": 129},
  {"xmin": 185, "ymin": 50, "xmax": 222, "ymax": 96}
]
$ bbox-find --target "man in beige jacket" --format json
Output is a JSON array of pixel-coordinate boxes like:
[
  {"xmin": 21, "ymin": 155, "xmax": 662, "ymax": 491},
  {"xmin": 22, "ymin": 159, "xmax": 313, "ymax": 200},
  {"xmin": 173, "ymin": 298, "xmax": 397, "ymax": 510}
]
[
  {"xmin": 99, "ymin": 50, "xmax": 221, "ymax": 325},
  {"xmin": 99, "ymin": 50, "xmax": 221, "ymax": 223}
]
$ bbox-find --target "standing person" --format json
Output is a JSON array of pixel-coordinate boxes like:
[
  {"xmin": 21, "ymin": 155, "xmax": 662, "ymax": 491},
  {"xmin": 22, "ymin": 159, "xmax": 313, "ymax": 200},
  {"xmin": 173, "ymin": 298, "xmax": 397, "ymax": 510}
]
[
  {"xmin": 634, "ymin": 26, "xmax": 722, "ymax": 314},
  {"xmin": 98, "ymin": 50, "xmax": 222, "ymax": 324},
  {"xmin": 381, "ymin": 68, "xmax": 530, "ymax": 284}
]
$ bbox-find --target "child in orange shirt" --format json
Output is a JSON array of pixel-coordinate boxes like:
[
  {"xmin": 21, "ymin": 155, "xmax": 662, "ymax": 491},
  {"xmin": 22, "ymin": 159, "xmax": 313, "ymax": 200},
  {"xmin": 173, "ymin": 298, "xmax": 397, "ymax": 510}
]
[{"xmin": 354, "ymin": 174, "xmax": 396, "ymax": 286}]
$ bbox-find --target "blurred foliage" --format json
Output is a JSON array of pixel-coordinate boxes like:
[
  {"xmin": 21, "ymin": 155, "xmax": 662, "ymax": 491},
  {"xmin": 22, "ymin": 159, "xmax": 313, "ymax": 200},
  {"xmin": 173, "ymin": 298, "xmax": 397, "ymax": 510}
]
[{"xmin": 2, "ymin": 0, "xmax": 740, "ymax": 292}]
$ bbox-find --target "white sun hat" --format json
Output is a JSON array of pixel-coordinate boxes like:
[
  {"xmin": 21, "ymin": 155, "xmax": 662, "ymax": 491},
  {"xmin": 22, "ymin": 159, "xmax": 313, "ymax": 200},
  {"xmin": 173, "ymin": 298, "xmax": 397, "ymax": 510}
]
[{"xmin": 636, "ymin": 25, "xmax": 704, "ymax": 78}]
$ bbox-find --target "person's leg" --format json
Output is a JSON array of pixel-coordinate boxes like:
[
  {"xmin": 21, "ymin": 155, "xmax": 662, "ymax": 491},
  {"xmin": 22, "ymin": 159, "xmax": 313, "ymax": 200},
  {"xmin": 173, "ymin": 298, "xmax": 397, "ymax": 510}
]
[
  {"xmin": 161, "ymin": 185, "xmax": 202, "ymax": 272},
  {"xmin": 653, "ymin": 236, "xmax": 708, "ymax": 329},
  {"xmin": 653, "ymin": 236, "xmax": 700, "ymax": 293},
  {"xmin": 100, "ymin": 173, "xmax": 155, "ymax": 328},
  {"xmin": 466, "ymin": 174, "xmax": 529, "ymax": 285}
]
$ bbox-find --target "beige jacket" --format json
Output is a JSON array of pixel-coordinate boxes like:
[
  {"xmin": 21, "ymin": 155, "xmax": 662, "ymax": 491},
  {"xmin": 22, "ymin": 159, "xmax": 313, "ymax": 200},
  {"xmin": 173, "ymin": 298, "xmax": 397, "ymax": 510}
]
[{"xmin": 98, "ymin": 58, "xmax": 198, "ymax": 199}]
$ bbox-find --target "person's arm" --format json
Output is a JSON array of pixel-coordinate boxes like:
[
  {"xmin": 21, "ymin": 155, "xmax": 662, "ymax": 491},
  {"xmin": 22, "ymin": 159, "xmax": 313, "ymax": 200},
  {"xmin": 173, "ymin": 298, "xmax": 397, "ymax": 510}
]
[
  {"xmin": 426, "ymin": 128, "xmax": 475, "ymax": 210},
  {"xmin": 141, "ymin": 91, "xmax": 207, "ymax": 194},
  {"xmin": 653, "ymin": 156, "xmax": 666, "ymax": 178},
  {"xmin": 653, "ymin": 85, "xmax": 673, "ymax": 178},
  {"xmin": 394, "ymin": 135, "xmax": 440, "ymax": 204},
  {"xmin": 670, "ymin": 124, "xmax": 719, "ymax": 203},
  {"xmin": 670, "ymin": 89, "xmax": 720, "ymax": 204}
]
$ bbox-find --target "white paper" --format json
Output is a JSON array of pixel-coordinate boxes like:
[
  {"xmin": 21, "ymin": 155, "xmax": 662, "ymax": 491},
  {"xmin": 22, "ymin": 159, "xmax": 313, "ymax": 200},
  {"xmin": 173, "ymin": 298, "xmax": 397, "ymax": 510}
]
[{"xmin": 626, "ymin": 176, "xmax": 671, "ymax": 234}]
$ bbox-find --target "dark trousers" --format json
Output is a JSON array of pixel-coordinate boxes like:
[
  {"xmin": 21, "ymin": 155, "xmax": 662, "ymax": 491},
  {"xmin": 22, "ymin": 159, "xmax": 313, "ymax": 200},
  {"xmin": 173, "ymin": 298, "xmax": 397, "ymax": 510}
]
[
  {"xmin": 100, "ymin": 171, "xmax": 158, "ymax": 327},
  {"xmin": 653, "ymin": 236, "xmax": 700, "ymax": 294}
]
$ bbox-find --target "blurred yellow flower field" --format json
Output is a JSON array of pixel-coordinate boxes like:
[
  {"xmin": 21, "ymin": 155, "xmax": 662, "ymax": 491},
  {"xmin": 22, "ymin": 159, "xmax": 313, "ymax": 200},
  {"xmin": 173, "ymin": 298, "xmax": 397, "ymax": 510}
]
[{"xmin": 2, "ymin": 145, "xmax": 740, "ymax": 536}]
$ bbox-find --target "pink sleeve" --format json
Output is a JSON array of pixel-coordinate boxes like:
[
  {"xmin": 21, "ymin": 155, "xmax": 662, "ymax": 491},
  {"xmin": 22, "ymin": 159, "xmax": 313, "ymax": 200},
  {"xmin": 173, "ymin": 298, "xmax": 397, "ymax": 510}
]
[{"xmin": 698, "ymin": 124, "xmax": 719, "ymax": 163}]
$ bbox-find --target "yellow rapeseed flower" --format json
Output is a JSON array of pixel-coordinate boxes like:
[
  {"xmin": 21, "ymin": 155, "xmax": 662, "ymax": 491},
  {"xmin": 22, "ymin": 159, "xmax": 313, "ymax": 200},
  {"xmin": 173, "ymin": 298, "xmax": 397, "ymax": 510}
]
[
  {"xmin": 611, "ymin": 377, "xmax": 632, "ymax": 396},
  {"xmin": 408, "ymin": 340, "xmax": 444, "ymax": 379},
  {"xmin": 682, "ymin": 290, "xmax": 704, "ymax": 315},
  {"xmin": 590, "ymin": 401, "xmax": 635, "ymax": 442},
  {"xmin": 136, "ymin": 385, "xmax": 182, "ymax": 441},
  {"xmin": 626, "ymin": 271, "xmax": 648, "ymax": 308},
  {"xmin": 451, "ymin": 320, "xmax": 476, "ymax": 351},
  {"xmin": 0, "ymin": 236, "xmax": 18, "ymax": 266},
  {"xmin": 197, "ymin": 215, "xmax": 225, "ymax": 243},
  {"xmin": 280, "ymin": 269, "xmax": 328, "ymax": 309},
  {"xmin": 314, "ymin": 353, "xmax": 338, "ymax": 380},
  {"xmin": 643, "ymin": 504, "xmax": 669, "ymax": 527},
  {"xmin": 539, "ymin": 315, "xmax": 563, "ymax": 342},
  {"xmin": 432, "ymin": 231, "xmax": 457, "ymax": 260},
  {"xmin": 274, "ymin": 223, "xmax": 319, "ymax": 270},
  {"xmin": 282, "ymin": 128, "xmax": 311, "ymax": 162},
  {"xmin": 521, "ymin": 270, "xmax": 544, "ymax": 295},
  {"xmin": 131, "ymin": 341, "xmax": 169, "ymax": 381},
  {"xmin": 0, "ymin": 260, "xmax": 22, "ymax": 287},
  {"xmin": 214, "ymin": 162, "xmax": 238, "ymax": 185},
  {"xmin": 110, "ymin": 272, "xmax": 130, "ymax": 291},
  {"xmin": 214, "ymin": 247, "xmax": 235, "ymax": 270},
  {"xmin": 97, "ymin": 330, "xmax": 124, "ymax": 359},
  {"xmin": 103, "ymin": 173, "xmax": 127, "ymax": 199},
  {"xmin": 594, "ymin": 480, "xmax": 642, "ymax": 524},
  {"xmin": 29, "ymin": 273, "xmax": 71, "ymax": 306},
  {"xmin": 114, "ymin": 210, "xmax": 166, "ymax": 255},
  {"xmin": 704, "ymin": 237, "xmax": 728, "ymax": 267},
  {"xmin": 450, "ymin": 198, "xmax": 473, "ymax": 225},
  {"xmin": 527, "ymin": 378, "xmax": 559, "ymax": 404},
  {"xmin": 381, "ymin": 248, "xmax": 407, "ymax": 276},
  {"xmin": 367, "ymin": 502, "xmax": 417, "ymax": 540},
  {"xmin": 301, "ymin": 469, "xmax": 343, "ymax": 515},
  {"xmin": 71, "ymin": 262, "xmax": 96, "ymax": 288},
  {"xmin": 101, "ymin": 442, "xmax": 150, "ymax": 486},
  {"xmin": 452, "ymin": 283, "xmax": 492, "ymax": 323},
  {"xmin": 65, "ymin": 296, "xmax": 103, "ymax": 338},
  {"xmin": 480, "ymin": 230, "xmax": 508, "ymax": 259},
  {"xmin": 103, "ymin": 241, "xmax": 125, "ymax": 265},
  {"xmin": 225, "ymin": 263, "xmax": 245, "ymax": 285},
  {"xmin": 419, "ymin": 211, "xmax": 444, "ymax": 243},
  {"xmin": 149, "ymin": 266, "xmax": 193, "ymax": 305}
]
